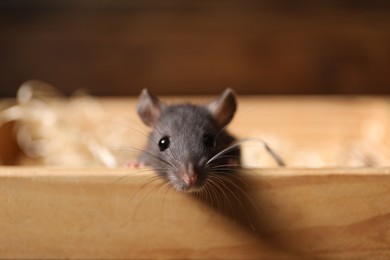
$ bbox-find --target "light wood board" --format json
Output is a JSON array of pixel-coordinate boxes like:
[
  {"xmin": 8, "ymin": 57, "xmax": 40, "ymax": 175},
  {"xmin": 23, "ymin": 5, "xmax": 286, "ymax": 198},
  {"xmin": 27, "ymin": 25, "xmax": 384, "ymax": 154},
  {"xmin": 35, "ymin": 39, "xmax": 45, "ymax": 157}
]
[{"xmin": 0, "ymin": 167, "xmax": 389, "ymax": 259}]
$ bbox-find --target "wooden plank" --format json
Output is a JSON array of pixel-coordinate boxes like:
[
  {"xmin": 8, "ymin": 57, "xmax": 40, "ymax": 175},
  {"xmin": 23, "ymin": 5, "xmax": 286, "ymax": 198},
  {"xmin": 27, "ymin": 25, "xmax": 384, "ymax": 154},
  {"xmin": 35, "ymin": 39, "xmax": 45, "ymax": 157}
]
[{"xmin": 0, "ymin": 167, "xmax": 389, "ymax": 259}]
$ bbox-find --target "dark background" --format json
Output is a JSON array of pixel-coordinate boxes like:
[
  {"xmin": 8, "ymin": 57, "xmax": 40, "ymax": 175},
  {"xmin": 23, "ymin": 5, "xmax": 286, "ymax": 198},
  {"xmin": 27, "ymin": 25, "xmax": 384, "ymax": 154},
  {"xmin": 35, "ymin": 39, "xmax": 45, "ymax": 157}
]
[{"xmin": 1, "ymin": 0, "xmax": 390, "ymax": 97}]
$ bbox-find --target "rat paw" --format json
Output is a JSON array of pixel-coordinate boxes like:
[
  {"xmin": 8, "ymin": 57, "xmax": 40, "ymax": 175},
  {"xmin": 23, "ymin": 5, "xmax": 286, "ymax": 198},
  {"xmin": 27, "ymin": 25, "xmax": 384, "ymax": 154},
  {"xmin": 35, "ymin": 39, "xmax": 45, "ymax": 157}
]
[{"xmin": 124, "ymin": 160, "xmax": 146, "ymax": 169}]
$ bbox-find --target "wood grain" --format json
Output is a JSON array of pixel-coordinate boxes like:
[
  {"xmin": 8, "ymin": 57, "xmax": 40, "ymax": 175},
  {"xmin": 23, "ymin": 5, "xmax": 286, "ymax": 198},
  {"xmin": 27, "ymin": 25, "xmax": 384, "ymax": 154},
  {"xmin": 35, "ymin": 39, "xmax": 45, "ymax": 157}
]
[{"xmin": 0, "ymin": 167, "xmax": 389, "ymax": 259}]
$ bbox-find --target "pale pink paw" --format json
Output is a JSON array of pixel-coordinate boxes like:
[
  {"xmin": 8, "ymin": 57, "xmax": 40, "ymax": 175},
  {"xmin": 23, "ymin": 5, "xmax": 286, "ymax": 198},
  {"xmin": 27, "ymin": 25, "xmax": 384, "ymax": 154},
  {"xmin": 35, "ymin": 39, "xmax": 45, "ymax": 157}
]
[{"xmin": 124, "ymin": 161, "xmax": 146, "ymax": 169}]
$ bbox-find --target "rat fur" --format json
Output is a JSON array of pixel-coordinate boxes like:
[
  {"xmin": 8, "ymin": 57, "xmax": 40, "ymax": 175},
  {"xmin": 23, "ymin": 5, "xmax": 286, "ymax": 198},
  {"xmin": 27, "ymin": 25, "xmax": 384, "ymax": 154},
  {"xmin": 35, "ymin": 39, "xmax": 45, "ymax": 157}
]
[{"xmin": 137, "ymin": 88, "xmax": 240, "ymax": 192}]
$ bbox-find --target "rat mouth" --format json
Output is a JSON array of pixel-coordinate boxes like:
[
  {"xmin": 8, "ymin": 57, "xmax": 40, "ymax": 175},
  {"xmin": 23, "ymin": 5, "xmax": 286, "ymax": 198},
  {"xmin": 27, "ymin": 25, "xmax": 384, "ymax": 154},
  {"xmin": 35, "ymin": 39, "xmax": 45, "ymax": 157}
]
[
  {"xmin": 168, "ymin": 166, "xmax": 207, "ymax": 192},
  {"xmin": 174, "ymin": 183, "xmax": 205, "ymax": 193},
  {"xmin": 171, "ymin": 177, "xmax": 204, "ymax": 193}
]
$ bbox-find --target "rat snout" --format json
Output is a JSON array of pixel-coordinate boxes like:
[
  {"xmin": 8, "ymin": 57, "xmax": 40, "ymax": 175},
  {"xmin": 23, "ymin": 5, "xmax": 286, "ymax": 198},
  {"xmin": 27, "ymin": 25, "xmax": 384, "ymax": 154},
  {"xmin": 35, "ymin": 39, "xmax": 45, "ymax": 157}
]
[
  {"xmin": 180, "ymin": 163, "xmax": 200, "ymax": 187},
  {"xmin": 173, "ymin": 160, "xmax": 208, "ymax": 192},
  {"xmin": 182, "ymin": 172, "xmax": 198, "ymax": 186}
]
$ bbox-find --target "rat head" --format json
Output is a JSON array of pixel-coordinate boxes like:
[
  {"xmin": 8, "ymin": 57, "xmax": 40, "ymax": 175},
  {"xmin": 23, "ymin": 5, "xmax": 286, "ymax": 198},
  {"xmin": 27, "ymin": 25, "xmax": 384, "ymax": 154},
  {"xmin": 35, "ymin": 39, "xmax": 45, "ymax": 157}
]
[{"xmin": 137, "ymin": 88, "xmax": 238, "ymax": 192}]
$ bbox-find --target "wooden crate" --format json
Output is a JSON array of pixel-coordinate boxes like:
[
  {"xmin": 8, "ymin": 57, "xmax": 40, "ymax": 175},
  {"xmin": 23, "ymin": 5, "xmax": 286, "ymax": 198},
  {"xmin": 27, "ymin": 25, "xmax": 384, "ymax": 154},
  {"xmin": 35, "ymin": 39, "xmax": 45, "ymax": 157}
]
[{"xmin": 0, "ymin": 96, "xmax": 390, "ymax": 259}]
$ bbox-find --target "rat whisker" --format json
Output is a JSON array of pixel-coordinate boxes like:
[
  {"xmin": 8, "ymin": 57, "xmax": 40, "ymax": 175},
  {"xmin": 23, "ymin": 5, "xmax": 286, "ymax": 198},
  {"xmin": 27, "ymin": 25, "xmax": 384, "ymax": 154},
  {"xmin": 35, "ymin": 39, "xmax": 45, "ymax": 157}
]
[
  {"xmin": 206, "ymin": 159, "xmax": 240, "ymax": 172},
  {"xmin": 239, "ymin": 137, "xmax": 286, "ymax": 167},
  {"xmin": 208, "ymin": 168, "xmax": 239, "ymax": 174},
  {"xmin": 207, "ymin": 176, "xmax": 235, "ymax": 217},
  {"xmin": 209, "ymin": 173, "xmax": 257, "ymax": 231},
  {"xmin": 212, "ymin": 172, "xmax": 261, "ymax": 217},
  {"xmin": 159, "ymin": 181, "xmax": 174, "ymax": 213},
  {"xmin": 207, "ymin": 179, "xmax": 223, "ymax": 215},
  {"xmin": 209, "ymin": 168, "xmax": 239, "ymax": 174},
  {"xmin": 206, "ymin": 161, "xmax": 244, "ymax": 179},
  {"xmin": 203, "ymin": 183, "xmax": 214, "ymax": 210},
  {"xmin": 208, "ymin": 163, "xmax": 241, "ymax": 170},
  {"xmin": 113, "ymin": 146, "xmax": 174, "ymax": 168},
  {"xmin": 193, "ymin": 189, "xmax": 203, "ymax": 201},
  {"xmin": 206, "ymin": 156, "xmax": 241, "ymax": 169},
  {"xmin": 194, "ymin": 187, "xmax": 206, "ymax": 202},
  {"xmin": 210, "ymin": 173, "xmax": 250, "ymax": 194},
  {"xmin": 210, "ymin": 154, "xmax": 241, "ymax": 160},
  {"xmin": 128, "ymin": 176, "xmax": 165, "ymax": 219},
  {"xmin": 207, "ymin": 138, "xmax": 285, "ymax": 167},
  {"xmin": 209, "ymin": 172, "xmax": 249, "ymax": 188},
  {"xmin": 209, "ymin": 165, "xmax": 245, "ymax": 176},
  {"xmin": 113, "ymin": 168, "xmax": 159, "ymax": 183},
  {"xmin": 208, "ymin": 175, "xmax": 230, "ymax": 192},
  {"xmin": 206, "ymin": 144, "xmax": 241, "ymax": 166},
  {"xmin": 149, "ymin": 180, "xmax": 173, "ymax": 219},
  {"xmin": 131, "ymin": 177, "xmax": 169, "ymax": 219}
]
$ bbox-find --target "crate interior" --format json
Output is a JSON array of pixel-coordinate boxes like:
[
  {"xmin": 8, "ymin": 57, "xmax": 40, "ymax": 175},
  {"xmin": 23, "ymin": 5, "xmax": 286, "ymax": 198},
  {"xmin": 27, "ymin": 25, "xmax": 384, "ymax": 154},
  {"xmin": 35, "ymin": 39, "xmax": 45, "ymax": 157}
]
[
  {"xmin": 1, "ymin": 94, "xmax": 390, "ymax": 259},
  {"xmin": 1, "ymin": 94, "xmax": 389, "ymax": 168}
]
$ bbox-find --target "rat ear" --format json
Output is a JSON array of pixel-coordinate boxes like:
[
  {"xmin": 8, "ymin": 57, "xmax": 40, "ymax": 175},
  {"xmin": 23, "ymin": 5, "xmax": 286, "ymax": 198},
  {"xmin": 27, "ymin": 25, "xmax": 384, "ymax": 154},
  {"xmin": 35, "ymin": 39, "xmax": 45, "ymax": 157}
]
[
  {"xmin": 207, "ymin": 88, "xmax": 237, "ymax": 128},
  {"xmin": 137, "ymin": 88, "xmax": 165, "ymax": 127}
]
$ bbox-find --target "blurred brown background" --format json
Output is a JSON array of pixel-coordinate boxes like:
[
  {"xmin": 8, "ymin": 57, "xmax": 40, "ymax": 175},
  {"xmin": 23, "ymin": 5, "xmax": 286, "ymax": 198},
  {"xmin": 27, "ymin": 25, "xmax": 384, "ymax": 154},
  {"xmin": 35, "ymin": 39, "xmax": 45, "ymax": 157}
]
[{"xmin": 0, "ymin": 0, "xmax": 390, "ymax": 97}]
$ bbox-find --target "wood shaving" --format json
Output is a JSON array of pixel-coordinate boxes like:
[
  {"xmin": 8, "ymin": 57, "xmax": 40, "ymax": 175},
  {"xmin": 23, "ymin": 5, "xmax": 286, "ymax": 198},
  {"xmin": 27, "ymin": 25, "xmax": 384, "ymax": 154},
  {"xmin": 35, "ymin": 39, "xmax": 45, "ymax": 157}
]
[{"xmin": 0, "ymin": 80, "xmax": 140, "ymax": 167}]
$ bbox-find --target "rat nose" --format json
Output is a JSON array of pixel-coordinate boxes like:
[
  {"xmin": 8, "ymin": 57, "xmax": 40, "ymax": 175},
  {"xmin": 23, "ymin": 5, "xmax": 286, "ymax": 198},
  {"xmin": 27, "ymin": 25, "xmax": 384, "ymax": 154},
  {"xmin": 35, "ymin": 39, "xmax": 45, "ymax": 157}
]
[
  {"xmin": 181, "ymin": 163, "xmax": 199, "ymax": 186},
  {"xmin": 182, "ymin": 173, "xmax": 198, "ymax": 186}
]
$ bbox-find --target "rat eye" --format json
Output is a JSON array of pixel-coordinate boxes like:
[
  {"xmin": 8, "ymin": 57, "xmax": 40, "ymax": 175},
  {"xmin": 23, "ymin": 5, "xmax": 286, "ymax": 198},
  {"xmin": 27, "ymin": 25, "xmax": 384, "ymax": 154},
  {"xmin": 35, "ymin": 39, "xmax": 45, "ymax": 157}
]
[
  {"xmin": 158, "ymin": 136, "xmax": 170, "ymax": 151},
  {"xmin": 203, "ymin": 134, "xmax": 215, "ymax": 148}
]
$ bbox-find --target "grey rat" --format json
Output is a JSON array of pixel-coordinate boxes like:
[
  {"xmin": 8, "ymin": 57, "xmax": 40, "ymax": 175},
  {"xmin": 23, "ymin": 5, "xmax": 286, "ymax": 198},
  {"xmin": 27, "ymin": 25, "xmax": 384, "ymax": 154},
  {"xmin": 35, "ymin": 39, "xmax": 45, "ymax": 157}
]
[{"xmin": 137, "ymin": 88, "xmax": 240, "ymax": 193}]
